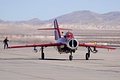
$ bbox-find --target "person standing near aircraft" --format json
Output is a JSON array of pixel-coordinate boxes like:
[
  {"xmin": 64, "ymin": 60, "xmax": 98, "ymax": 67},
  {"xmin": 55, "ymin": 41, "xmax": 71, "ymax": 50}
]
[{"xmin": 3, "ymin": 37, "xmax": 9, "ymax": 49}]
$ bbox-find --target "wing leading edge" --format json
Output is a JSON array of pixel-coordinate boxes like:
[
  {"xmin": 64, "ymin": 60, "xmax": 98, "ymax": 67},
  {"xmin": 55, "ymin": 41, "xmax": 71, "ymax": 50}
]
[
  {"xmin": 8, "ymin": 42, "xmax": 115, "ymax": 50},
  {"xmin": 8, "ymin": 42, "xmax": 62, "ymax": 49},
  {"xmin": 79, "ymin": 43, "xmax": 116, "ymax": 50}
]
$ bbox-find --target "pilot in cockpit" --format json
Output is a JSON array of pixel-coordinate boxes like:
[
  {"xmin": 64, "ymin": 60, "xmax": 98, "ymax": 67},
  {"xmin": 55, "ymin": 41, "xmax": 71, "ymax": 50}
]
[{"xmin": 64, "ymin": 31, "xmax": 74, "ymax": 40}]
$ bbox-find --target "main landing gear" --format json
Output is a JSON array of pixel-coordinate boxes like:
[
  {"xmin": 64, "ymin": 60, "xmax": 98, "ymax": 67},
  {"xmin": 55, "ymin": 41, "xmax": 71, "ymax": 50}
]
[
  {"xmin": 86, "ymin": 47, "xmax": 91, "ymax": 60},
  {"xmin": 41, "ymin": 46, "xmax": 45, "ymax": 60},
  {"xmin": 86, "ymin": 47, "xmax": 98, "ymax": 60},
  {"xmin": 34, "ymin": 46, "xmax": 45, "ymax": 60}
]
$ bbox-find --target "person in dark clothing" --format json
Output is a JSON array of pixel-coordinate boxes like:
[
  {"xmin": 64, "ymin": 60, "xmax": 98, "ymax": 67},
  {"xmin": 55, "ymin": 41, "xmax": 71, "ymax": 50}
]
[{"xmin": 3, "ymin": 37, "xmax": 9, "ymax": 49}]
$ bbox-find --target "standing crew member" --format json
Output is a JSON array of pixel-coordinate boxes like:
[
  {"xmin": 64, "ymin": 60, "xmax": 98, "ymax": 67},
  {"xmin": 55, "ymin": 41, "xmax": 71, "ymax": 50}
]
[{"xmin": 3, "ymin": 37, "xmax": 9, "ymax": 49}]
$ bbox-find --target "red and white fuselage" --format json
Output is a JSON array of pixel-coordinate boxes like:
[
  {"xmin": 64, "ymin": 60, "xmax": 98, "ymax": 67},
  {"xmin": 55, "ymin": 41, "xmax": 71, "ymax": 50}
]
[
  {"xmin": 53, "ymin": 19, "xmax": 79, "ymax": 54},
  {"xmin": 56, "ymin": 32, "xmax": 79, "ymax": 54}
]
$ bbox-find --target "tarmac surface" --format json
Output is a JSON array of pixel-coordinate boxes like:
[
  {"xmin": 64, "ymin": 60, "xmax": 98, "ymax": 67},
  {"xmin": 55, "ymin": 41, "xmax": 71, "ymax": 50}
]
[{"xmin": 0, "ymin": 43, "xmax": 120, "ymax": 80}]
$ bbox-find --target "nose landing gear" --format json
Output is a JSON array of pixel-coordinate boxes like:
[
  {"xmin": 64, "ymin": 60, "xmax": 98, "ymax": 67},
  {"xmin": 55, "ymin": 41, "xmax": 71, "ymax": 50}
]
[{"xmin": 69, "ymin": 52, "xmax": 73, "ymax": 61}]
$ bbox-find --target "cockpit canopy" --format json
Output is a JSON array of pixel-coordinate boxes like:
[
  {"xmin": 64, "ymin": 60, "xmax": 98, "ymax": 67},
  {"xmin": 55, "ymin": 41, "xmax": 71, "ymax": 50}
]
[{"xmin": 64, "ymin": 32, "xmax": 74, "ymax": 40}]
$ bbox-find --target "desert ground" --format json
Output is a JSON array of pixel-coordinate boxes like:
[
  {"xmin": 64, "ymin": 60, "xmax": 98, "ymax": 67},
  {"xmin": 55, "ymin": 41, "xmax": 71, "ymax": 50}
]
[{"xmin": 0, "ymin": 42, "xmax": 120, "ymax": 80}]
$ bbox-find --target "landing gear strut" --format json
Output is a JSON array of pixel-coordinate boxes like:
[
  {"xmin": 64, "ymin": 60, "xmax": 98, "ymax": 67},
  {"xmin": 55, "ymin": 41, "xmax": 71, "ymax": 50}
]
[
  {"xmin": 69, "ymin": 52, "xmax": 73, "ymax": 61},
  {"xmin": 86, "ymin": 47, "xmax": 91, "ymax": 60},
  {"xmin": 85, "ymin": 47, "xmax": 98, "ymax": 60},
  {"xmin": 41, "ymin": 46, "xmax": 44, "ymax": 60}
]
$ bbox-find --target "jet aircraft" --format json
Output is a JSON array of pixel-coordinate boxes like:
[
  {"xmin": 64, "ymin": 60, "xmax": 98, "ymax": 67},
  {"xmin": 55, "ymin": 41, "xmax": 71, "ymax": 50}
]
[{"xmin": 8, "ymin": 19, "xmax": 116, "ymax": 60}]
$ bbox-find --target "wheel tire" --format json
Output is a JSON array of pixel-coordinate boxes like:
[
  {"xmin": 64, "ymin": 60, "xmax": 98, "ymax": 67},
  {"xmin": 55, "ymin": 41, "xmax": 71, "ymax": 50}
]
[
  {"xmin": 41, "ymin": 53, "xmax": 44, "ymax": 59},
  {"xmin": 69, "ymin": 55, "xmax": 73, "ymax": 61},
  {"xmin": 86, "ymin": 53, "xmax": 90, "ymax": 60}
]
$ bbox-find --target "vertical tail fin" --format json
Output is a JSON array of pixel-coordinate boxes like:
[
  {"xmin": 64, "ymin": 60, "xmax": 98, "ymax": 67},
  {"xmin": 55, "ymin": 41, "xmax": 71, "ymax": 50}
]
[
  {"xmin": 54, "ymin": 19, "xmax": 61, "ymax": 40},
  {"xmin": 37, "ymin": 19, "xmax": 72, "ymax": 40}
]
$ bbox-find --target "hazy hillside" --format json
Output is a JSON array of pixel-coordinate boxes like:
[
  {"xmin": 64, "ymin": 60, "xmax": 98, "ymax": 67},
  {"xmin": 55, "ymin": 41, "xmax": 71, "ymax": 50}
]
[
  {"xmin": 0, "ymin": 10, "xmax": 120, "ymax": 30},
  {"xmin": 53, "ymin": 10, "xmax": 120, "ymax": 29}
]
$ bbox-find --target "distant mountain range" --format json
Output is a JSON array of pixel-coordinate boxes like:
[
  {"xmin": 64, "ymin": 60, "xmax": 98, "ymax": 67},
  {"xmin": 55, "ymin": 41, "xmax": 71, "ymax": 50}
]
[{"xmin": 0, "ymin": 10, "xmax": 120, "ymax": 30}]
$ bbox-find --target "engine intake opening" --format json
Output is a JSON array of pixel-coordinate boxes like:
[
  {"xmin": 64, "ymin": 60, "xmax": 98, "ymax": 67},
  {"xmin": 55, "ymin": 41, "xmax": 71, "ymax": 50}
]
[{"xmin": 66, "ymin": 38, "xmax": 79, "ymax": 50}]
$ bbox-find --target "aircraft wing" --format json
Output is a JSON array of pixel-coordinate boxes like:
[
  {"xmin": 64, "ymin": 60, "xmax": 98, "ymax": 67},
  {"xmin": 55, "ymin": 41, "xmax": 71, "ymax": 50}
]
[
  {"xmin": 79, "ymin": 43, "xmax": 116, "ymax": 50},
  {"xmin": 8, "ymin": 42, "xmax": 62, "ymax": 49}
]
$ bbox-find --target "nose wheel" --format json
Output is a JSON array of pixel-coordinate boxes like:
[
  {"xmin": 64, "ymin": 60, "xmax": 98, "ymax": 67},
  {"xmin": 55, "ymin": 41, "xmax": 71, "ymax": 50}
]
[{"xmin": 69, "ymin": 52, "xmax": 73, "ymax": 61}]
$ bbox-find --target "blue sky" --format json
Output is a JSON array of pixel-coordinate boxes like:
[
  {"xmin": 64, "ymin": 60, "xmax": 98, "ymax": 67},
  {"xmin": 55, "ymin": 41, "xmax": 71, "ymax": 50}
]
[{"xmin": 0, "ymin": 0, "xmax": 120, "ymax": 21}]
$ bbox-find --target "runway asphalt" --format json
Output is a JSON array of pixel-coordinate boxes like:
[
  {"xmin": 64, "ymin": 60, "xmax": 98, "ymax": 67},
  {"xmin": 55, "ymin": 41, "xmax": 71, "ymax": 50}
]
[{"xmin": 0, "ymin": 43, "xmax": 120, "ymax": 80}]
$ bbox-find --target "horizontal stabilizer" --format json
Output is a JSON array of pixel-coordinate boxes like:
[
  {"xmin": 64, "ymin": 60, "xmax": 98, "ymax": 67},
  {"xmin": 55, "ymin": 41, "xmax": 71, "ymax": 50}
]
[{"xmin": 38, "ymin": 28, "xmax": 72, "ymax": 30}]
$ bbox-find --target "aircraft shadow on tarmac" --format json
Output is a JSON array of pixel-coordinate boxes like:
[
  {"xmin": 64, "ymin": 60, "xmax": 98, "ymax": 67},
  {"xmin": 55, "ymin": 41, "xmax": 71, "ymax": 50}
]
[{"xmin": 0, "ymin": 58, "xmax": 104, "ymax": 61}]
